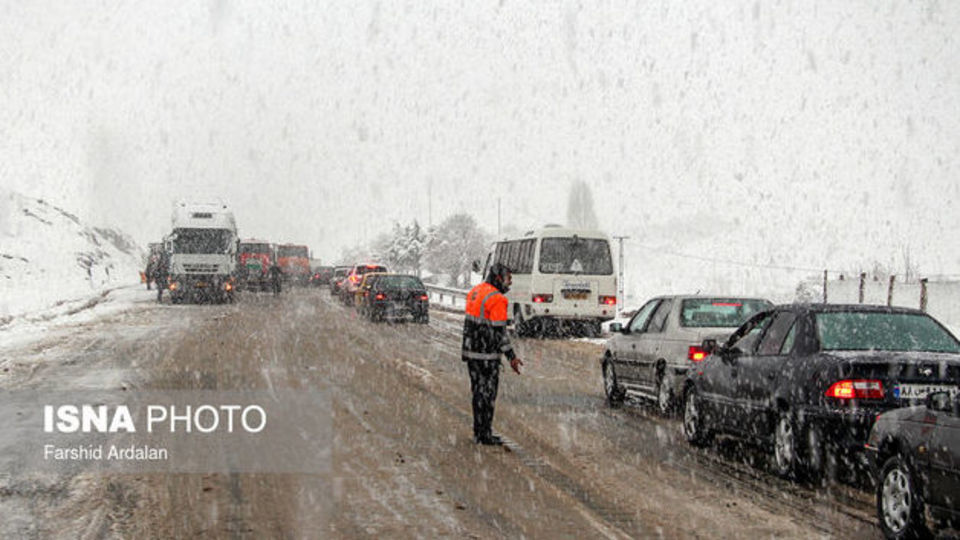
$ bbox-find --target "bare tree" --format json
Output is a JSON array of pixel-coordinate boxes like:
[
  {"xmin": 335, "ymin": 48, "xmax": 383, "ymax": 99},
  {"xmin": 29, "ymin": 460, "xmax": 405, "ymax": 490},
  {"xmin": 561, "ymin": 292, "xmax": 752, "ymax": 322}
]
[{"xmin": 566, "ymin": 180, "xmax": 599, "ymax": 229}]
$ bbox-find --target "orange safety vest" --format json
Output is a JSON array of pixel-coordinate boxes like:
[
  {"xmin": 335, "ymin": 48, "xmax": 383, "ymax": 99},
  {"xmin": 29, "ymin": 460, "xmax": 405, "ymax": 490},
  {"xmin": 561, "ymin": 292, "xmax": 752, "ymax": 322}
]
[{"xmin": 462, "ymin": 282, "xmax": 514, "ymax": 361}]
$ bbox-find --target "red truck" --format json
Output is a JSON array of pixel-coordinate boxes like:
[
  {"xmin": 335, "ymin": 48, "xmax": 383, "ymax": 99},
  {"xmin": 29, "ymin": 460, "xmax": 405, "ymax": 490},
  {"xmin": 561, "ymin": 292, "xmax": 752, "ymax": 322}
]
[
  {"xmin": 277, "ymin": 244, "xmax": 311, "ymax": 285},
  {"xmin": 238, "ymin": 240, "xmax": 276, "ymax": 292}
]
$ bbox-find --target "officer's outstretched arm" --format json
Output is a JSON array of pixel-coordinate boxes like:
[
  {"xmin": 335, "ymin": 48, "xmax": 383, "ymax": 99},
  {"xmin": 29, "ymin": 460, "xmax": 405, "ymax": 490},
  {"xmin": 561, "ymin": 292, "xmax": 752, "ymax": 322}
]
[{"xmin": 491, "ymin": 295, "xmax": 520, "ymax": 374}]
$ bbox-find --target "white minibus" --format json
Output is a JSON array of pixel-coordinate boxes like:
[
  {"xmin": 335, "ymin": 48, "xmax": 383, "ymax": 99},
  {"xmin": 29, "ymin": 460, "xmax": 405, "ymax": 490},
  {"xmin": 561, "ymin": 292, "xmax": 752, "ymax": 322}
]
[{"xmin": 480, "ymin": 225, "xmax": 616, "ymax": 337}]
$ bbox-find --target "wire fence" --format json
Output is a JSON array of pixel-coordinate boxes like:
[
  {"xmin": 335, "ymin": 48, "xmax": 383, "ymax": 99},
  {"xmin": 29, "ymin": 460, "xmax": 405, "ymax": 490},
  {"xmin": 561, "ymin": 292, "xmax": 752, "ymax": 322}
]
[
  {"xmin": 626, "ymin": 242, "xmax": 960, "ymax": 328},
  {"xmin": 811, "ymin": 273, "xmax": 960, "ymax": 327}
]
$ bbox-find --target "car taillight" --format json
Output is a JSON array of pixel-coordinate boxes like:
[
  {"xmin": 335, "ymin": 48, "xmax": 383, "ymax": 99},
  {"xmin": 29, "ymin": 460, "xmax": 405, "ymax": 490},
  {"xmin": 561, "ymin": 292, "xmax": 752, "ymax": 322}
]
[
  {"xmin": 688, "ymin": 346, "xmax": 708, "ymax": 362},
  {"xmin": 599, "ymin": 295, "xmax": 617, "ymax": 305},
  {"xmin": 350, "ymin": 275, "xmax": 358, "ymax": 283},
  {"xmin": 375, "ymin": 293, "xmax": 386, "ymax": 300},
  {"xmin": 532, "ymin": 294, "xmax": 553, "ymax": 303},
  {"xmin": 825, "ymin": 380, "xmax": 884, "ymax": 400},
  {"xmin": 419, "ymin": 294, "xmax": 429, "ymax": 301}
]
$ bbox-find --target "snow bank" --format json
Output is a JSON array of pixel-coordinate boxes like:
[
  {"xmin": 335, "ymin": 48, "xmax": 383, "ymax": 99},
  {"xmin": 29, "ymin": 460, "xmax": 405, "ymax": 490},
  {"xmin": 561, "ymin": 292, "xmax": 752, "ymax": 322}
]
[{"xmin": 0, "ymin": 190, "xmax": 144, "ymax": 322}]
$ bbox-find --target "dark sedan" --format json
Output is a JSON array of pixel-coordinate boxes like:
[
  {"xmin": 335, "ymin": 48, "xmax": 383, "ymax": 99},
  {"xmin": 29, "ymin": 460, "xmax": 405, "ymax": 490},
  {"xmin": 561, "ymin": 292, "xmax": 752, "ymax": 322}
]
[
  {"xmin": 329, "ymin": 266, "xmax": 351, "ymax": 296},
  {"xmin": 866, "ymin": 392, "xmax": 960, "ymax": 539},
  {"xmin": 681, "ymin": 304, "xmax": 960, "ymax": 480},
  {"xmin": 309, "ymin": 265, "xmax": 334, "ymax": 287},
  {"xmin": 358, "ymin": 274, "xmax": 429, "ymax": 324}
]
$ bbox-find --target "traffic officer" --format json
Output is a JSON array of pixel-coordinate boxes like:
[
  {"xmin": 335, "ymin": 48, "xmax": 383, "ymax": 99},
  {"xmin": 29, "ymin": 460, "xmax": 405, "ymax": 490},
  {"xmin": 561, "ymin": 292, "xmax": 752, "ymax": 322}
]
[{"xmin": 462, "ymin": 262, "xmax": 523, "ymax": 445}]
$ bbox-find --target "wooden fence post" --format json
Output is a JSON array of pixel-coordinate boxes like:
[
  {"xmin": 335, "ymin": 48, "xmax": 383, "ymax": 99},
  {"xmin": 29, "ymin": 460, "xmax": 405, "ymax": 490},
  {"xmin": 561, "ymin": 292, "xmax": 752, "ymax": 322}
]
[
  {"xmin": 822, "ymin": 270, "xmax": 828, "ymax": 303},
  {"xmin": 859, "ymin": 272, "xmax": 866, "ymax": 304},
  {"xmin": 887, "ymin": 275, "xmax": 895, "ymax": 306},
  {"xmin": 920, "ymin": 278, "xmax": 928, "ymax": 312}
]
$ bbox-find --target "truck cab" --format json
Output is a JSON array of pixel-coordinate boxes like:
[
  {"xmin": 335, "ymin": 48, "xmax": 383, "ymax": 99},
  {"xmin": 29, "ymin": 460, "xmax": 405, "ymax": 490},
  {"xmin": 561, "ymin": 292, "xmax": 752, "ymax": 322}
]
[
  {"xmin": 277, "ymin": 244, "xmax": 311, "ymax": 286},
  {"xmin": 167, "ymin": 201, "xmax": 238, "ymax": 303},
  {"xmin": 238, "ymin": 240, "xmax": 276, "ymax": 292}
]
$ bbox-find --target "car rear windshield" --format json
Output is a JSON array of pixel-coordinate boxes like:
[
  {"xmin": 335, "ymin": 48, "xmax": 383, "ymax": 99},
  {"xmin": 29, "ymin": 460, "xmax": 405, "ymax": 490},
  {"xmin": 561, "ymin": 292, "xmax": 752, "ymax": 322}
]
[
  {"xmin": 356, "ymin": 265, "xmax": 386, "ymax": 275},
  {"xmin": 376, "ymin": 276, "xmax": 424, "ymax": 289},
  {"xmin": 539, "ymin": 237, "xmax": 613, "ymax": 275},
  {"xmin": 278, "ymin": 246, "xmax": 308, "ymax": 258},
  {"xmin": 815, "ymin": 312, "xmax": 960, "ymax": 353},
  {"xmin": 680, "ymin": 299, "xmax": 773, "ymax": 327}
]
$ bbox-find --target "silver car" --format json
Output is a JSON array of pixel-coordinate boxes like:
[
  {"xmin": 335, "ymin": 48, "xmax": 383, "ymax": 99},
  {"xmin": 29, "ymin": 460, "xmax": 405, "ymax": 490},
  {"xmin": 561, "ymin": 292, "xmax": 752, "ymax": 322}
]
[{"xmin": 602, "ymin": 295, "xmax": 773, "ymax": 414}]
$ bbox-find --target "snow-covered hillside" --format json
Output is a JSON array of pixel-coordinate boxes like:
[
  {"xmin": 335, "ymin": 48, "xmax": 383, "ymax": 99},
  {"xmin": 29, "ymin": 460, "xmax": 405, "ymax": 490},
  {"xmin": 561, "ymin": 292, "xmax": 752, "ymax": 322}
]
[{"xmin": 0, "ymin": 190, "xmax": 143, "ymax": 322}]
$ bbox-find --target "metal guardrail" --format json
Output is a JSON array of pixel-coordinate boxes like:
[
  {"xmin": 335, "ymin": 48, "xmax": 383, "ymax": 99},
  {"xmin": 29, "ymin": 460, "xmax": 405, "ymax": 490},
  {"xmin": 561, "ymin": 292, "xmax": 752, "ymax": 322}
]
[{"xmin": 424, "ymin": 284, "xmax": 469, "ymax": 311}]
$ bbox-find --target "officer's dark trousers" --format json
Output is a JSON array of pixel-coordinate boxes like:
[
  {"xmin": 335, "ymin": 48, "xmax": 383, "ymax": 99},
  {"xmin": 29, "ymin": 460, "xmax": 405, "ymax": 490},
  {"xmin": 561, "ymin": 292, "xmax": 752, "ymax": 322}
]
[{"xmin": 467, "ymin": 359, "xmax": 500, "ymax": 438}]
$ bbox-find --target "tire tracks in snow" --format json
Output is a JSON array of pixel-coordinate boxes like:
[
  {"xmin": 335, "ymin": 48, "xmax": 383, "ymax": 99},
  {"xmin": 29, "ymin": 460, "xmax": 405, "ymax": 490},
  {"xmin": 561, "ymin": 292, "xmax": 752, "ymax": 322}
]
[{"xmin": 320, "ymin": 291, "xmax": 649, "ymax": 538}]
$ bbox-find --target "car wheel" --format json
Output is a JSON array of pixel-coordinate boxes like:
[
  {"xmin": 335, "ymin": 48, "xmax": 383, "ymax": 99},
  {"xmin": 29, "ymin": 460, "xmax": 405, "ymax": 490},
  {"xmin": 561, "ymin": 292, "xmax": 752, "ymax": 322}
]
[
  {"xmin": 683, "ymin": 387, "xmax": 711, "ymax": 446},
  {"xmin": 655, "ymin": 370, "xmax": 672, "ymax": 416},
  {"xmin": 773, "ymin": 411, "xmax": 798, "ymax": 478},
  {"xmin": 525, "ymin": 317, "xmax": 542, "ymax": 338},
  {"xmin": 515, "ymin": 309, "xmax": 531, "ymax": 337},
  {"xmin": 603, "ymin": 361, "xmax": 624, "ymax": 408},
  {"xmin": 878, "ymin": 454, "xmax": 930, "ymax": 539},
  {"xmin": 802, "ymin": 422, "xmax": 835, "ymax": 484},
  {"xmin": 514, "ymin": 310, "xmax": 525, "ymax": 337}
]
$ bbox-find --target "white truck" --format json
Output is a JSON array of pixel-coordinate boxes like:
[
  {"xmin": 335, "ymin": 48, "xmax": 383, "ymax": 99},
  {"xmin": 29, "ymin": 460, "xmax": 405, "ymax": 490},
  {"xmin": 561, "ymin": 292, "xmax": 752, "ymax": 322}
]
[{"xmin": 165, "ymin": 201, "xmax": 238, "ymax": 304}]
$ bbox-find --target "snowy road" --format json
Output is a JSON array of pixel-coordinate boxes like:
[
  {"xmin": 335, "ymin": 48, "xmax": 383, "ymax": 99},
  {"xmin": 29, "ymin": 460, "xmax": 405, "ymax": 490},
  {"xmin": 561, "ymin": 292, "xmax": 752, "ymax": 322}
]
[{"xmin": 0, "ymin": 287, "xmax": 881, "ymax": 537}]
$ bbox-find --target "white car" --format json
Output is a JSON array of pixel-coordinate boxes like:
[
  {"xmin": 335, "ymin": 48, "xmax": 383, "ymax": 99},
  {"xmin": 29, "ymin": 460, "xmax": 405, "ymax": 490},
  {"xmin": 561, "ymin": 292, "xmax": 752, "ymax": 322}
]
[{"xmin": 602, "ymin": 295, "xmax": 773, "ymax": 414}]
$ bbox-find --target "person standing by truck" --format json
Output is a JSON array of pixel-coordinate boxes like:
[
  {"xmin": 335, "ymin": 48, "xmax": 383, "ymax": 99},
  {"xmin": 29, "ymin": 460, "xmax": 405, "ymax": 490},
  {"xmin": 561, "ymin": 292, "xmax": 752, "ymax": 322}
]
[
  {"xmin": 144, "ymin": 254, "xmax": 157, "ymax": 290},
  {"xmin": 153, "ymin": 250, "xmax": 169, "ymax": 302},
  {"xmin": 269, "ymin": 263, "xmax": 282, "ymax": 296}
]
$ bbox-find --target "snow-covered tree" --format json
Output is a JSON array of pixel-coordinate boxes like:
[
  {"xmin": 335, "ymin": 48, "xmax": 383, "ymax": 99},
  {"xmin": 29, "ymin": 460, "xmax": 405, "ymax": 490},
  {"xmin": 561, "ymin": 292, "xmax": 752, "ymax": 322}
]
[
  {"xmin": 373, "ymin": 220, "xmax": 425, "ymax": 275},
  {"xmin": 399, "ymin": 220, "xmax": 425, "ymax": 276},
  {"xmin": 337, "ymin": 244, "xmax": 372, "ymax": 266},
  {"xmin": 424, "ymin": 213, "xmax": 489, "ymax": 287}
]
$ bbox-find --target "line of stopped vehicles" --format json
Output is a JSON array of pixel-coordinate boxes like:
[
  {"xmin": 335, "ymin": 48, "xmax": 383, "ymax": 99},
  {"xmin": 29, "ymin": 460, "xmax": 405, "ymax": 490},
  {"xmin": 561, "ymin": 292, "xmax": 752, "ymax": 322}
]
[
  {"xmin": 601, "ymin": 295, "xmax": 960, "ymax": 538},
  {"xmin": 148, "ymin": 209, "xmax": 956, "ymax": 537}
]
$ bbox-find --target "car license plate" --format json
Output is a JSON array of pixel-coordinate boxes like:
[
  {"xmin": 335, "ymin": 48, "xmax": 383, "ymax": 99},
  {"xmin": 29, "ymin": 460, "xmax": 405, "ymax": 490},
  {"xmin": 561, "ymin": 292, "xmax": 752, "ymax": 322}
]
[
  {"xmin": 195, "ymin": 282, "xmax": 207, "ymax": 288},
  {"xmin": 894, "ymin": 384, "xmax": 959, "ymax": 400},
  {"xmin": 563, "ymin": 292, "xmax": 588, "ymax": 300}
]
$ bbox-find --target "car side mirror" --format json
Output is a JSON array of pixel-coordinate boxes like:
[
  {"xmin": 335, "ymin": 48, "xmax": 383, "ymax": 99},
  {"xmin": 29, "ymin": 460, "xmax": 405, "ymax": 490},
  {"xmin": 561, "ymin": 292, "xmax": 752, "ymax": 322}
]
[
  {"xmin": 609, "ymin": 322, "xmax": 623, "ymax": 333},
  {"xmin": 926, "ymin": 391, "xmax": 953, "ymax": 413},
  {"xmin": 721, "ymin": 346, "xmax": 742, "ymax": 363}
]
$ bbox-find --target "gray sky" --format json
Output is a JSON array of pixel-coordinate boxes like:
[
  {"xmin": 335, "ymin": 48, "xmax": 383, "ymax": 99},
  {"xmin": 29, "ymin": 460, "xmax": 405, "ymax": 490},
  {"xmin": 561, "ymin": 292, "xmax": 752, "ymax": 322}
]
[{"xmin": 3, "ymin": 1, "xmax": 959, "ymax": 292}]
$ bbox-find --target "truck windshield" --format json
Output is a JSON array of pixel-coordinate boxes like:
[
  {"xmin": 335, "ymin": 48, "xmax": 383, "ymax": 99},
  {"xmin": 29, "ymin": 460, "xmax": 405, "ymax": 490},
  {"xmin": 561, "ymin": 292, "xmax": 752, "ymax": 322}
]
[
  {"xmin": 278, "ymin": 246, "xmax": 308, "ymax": 258},
  {"xmin": 240, "ymin": 243, "xmax": 271, "ymax": 254},
  {"xmin": 173, "ymin": 229, "xmax": 233, "ymax": 254},
  {"xmin": 539, "ymin": 237, "xmax": 613, "ymax": 275}
]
